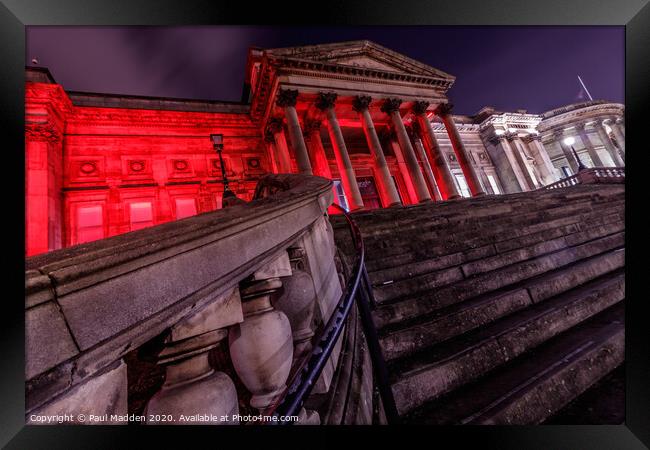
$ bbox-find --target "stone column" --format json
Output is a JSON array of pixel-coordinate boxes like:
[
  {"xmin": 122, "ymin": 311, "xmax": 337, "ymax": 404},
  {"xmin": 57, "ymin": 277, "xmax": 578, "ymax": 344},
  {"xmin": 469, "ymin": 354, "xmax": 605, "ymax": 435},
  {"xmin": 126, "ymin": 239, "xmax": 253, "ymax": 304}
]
[
  {"xmin": 146, "ymin": 288, "xmax": 241, "ymax": 424},
  {"xmin": 276, "ymin": 89, "xmax": 312, "ymax": 175},
  {"xmin": 385, "ymin": 130, "xmax": 418, "ymax": 204},
  {"xmin": 229, "ymin": 253, "xmax": 294, "ymax": 412},
  {"xmin": 594, "ymin": 121, "xmax": 624, "ymax": 167},
  {"xmin": 616, "ymin": 117, "xmax": 625, "ymax": 137},
  {"xmin": 352, "ymin": 96, "xmax": 401, "ymax": 207},
  {"xmin": 303, "ymin": 120, "xmax": 333, "ymax": 179},
  {"xmin": 266, "ymin": 118, "xmax": 292, "ymax": 173},
  {"xmin": 489, "ymin": 134, "xmax": 531, "ymax": 192},
  {"xmin": 509, "ymin": 135, "xmax": 540, "ymax": 189},
  {"xmin": 412, "ymin": 101, "xmax": 461, "ymax": 200},
  {"xmin": 608, "ymin": 118, "xmax": 626, "ymax": 155},
  {"xmin": 523, "ymin": 134, "xmax": 557, "ymax": 185},
  {"xmin": 575, "ymin": 123, "xmax": 603, "ymax": 167},
  {"xmin": 316, "ymin": 92, "xmax": 364, "ymax": 211},
  {"xmin": 408, "ymin": 123, "xmax": 443, "ymax": 201},
  {"xmin": 435, "ymin": 103, "xmax": 486, "ymax": 196},
  {"xmin": 263, "ymin": 131, "xmax": 281, "ymax": 173},
  {"xmin": 381, "ymin": 98, "xmax": 431, "ymax": 203},
  {"xmin": 554, "ymin": 130, "xmax": 579, "ymax": 174}
]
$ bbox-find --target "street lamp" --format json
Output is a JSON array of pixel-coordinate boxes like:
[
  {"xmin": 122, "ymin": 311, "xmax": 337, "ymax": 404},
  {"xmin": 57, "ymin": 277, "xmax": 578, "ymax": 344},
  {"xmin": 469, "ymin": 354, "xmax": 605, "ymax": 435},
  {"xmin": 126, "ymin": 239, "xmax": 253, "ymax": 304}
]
[
  {"xmin": 210, "ymin": 134, "xmax": 237, "ymax": 202},
  {"xmin": 563, "ymin": 136, "xmax": 587, "ymax": 172}
]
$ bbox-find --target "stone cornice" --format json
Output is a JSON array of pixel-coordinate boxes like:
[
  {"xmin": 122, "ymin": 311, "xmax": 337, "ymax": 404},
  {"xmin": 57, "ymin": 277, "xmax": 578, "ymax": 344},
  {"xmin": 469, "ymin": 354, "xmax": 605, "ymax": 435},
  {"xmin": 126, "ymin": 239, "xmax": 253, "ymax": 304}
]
[{"xmin": 66, "ymin": 107, "xmax": 257, "ymax": 130}]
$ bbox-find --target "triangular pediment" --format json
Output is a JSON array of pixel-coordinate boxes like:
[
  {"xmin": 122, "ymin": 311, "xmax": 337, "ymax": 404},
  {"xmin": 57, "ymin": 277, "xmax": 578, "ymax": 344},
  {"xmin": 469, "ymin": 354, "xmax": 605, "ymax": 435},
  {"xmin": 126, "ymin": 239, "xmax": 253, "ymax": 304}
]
[{"xmin": 265, "ymin": 40, "xmax": 455, "ymax": 81}]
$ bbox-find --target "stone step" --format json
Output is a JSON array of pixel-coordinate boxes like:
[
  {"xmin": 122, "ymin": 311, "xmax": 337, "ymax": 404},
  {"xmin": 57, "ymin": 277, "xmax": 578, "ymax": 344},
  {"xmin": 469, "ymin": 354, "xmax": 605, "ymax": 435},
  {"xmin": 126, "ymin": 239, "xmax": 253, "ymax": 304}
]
[
  {"xmin": 388, "ymin": 271, "xmax": 625, "ymax": 415},
  {"xmin": 369, "ymin": 215, "xmax": 624, "ymax": 285},
  {"xmin": 362, "ymin": 199, "xmax": 624, "ymax": 261},
  {"xmin": 372, "ymin": 231, "xmax": 624, "ymax": 310},
  {"xmin": 337, "ymin": 185, "xmax": 624, "ymax": 230},
  {"xmin": 366, "ymin": 208, "xmax": 623, "ymax": 274},
  {"xmin": 340, "ymin": 189, "xmax": 624, "ymax": 239},
  {"xmin": 379, "ymin": 259, "xmax": 625, "ymax": 361},
  {"xmin": 403, "ymin": 302, "xmax": 624, "ymax": 424}
]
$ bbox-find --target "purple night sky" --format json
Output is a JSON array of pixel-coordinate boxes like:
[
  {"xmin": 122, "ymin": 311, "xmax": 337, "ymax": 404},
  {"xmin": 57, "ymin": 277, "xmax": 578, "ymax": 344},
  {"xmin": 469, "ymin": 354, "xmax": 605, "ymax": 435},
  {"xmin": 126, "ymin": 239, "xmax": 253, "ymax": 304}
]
[{"xmin": 26, "ymin": 26, "xmax": 624, "ymax": 115}]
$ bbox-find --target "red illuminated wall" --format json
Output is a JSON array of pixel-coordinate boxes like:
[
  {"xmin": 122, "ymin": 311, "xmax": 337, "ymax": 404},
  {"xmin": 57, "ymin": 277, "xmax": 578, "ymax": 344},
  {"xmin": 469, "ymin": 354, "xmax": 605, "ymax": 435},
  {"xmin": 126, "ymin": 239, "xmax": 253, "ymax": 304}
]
[
  {"xmin": 24, "ymin": 71, "xmax": 426, "ymax": 257},
  {"xmin": 25, "ymin": 75, "xmax": 270, "ymax": 256}
]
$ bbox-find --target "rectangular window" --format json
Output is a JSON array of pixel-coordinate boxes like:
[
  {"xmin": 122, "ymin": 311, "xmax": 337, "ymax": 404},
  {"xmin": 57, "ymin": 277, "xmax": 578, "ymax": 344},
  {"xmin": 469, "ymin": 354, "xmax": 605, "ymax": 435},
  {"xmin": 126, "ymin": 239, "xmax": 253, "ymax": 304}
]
[
  {"xmin": 129, "ymin": 201, "xmax": 154, "ymax": 231},
  {"xmin": 175, "ymin": 198, "xmax": 197, "ymax": 219},
  {"xmin": 357, "ymin": 177, "xmax": 382, "ymax": 210},
  {"xmin": 76, "ymin": 205, "xmax": 104, "ymax": 244},
  {"xmin": 454, "ymin": 174, "xmax": 471, "ymax": 198},
  {"xmin": 487, "ymin": 175, "xmax": 501, "ymax": 195},
  {"xmin": 333, "ymin": 180, "xmax": 349, "ymax": 212}
]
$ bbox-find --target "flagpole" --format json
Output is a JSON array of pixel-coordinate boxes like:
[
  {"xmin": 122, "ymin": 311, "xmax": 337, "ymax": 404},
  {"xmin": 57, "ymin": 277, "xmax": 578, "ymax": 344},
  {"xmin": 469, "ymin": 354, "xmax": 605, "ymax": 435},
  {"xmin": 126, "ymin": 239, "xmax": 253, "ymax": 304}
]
[{"xmin": 577, "ymin": 75, "xmax": 593, "ymax": 101}]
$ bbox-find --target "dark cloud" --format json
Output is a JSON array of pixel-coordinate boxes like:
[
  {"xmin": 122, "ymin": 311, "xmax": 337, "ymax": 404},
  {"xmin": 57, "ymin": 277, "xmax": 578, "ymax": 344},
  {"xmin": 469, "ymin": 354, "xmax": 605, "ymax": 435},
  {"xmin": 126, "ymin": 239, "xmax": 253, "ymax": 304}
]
[{"xmin": 26, "ymin": 26, "xmax": 624, "ymax": 115}]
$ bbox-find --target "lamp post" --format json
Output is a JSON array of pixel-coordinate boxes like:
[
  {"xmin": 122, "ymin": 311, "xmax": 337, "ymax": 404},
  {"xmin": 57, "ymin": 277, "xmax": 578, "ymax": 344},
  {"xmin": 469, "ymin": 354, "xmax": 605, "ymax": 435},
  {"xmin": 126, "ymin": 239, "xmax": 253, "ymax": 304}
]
[
  {"xmin": 563, "ymin": 136, "xmax": 587, "ymax": 172},
  {"xmin": 210, "ymin": 134, "xmax": 238, "ymax": 203}
]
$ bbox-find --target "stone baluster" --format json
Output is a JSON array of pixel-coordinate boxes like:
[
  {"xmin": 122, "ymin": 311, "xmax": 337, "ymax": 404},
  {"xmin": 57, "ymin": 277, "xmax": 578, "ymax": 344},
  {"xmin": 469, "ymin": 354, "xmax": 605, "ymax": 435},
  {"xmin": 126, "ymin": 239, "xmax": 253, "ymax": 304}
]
[
  {"xmin": 575, "ymin": 123, "xmax": 603, "ymax": 167},
  {"xmin": 381, "ymin": 98, "xmax": 431, "ymax": 203},
  {"xmin": 266, "ymin": 118, "xmax": 292, "ymax": 173},
  {"xmin": 434, "ymin": 103, "xmax": 486, "ymax": 196},
  {"xmin": 411, "ymin": 100, "xmax": 461, "ymax": 200},
  {"xmin": 352, "ymin": 95, "xmax": 401, "ymax": 207},
  {"xmin": 274, "ymin": 246, "xmax": 318, "ymax": 363},
  {"xmin": 594, "ymin": 121, "xmax": 624, "ymax": 167},
  {"xmin": 316, "ymin": 92, "xmax": 364, "ymax": 211},
  {"xmin": 228, "ymin": 252, "xmax": 294, "ymax": 413},
  {"xmin": 276, "ymin": 89, "xmax": 313, "ymax": 175},
  {"xmin": 146, "ymin": 287, "xmax": 241, "ymax": 424}
]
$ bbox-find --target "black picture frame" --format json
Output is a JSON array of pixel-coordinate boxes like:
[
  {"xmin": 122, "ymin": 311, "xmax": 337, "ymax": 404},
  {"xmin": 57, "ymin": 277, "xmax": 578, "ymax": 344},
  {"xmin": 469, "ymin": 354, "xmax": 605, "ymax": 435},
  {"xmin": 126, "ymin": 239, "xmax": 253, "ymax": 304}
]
[{"xmin": 1, "ymin": 0, "xmax": 648, "ymax": 448}]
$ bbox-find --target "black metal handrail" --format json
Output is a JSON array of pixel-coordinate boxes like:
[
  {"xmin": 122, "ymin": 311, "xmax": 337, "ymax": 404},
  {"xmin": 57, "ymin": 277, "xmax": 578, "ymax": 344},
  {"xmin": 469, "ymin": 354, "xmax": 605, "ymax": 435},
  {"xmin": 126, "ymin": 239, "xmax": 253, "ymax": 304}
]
[{"xmin": 264, "ymin": 204, "xmax": 400, "ymax": 424}]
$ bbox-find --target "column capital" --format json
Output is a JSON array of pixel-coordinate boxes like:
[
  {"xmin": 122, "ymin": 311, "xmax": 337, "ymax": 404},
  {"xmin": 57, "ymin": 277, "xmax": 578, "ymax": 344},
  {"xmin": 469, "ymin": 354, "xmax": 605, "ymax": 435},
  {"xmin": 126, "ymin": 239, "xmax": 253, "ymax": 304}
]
[
  {"xmin": 276, "ymin": 88, "xmax": 299, "ymax": 108},
  {"xmin": 434, "ymin": 102, "xmax": 454, "ymax": 116},
  {"xmin": 412, "ymin": 100, "xmax": 430, "ymax": 115},
  {"xmin": 352, "ymin": 95, "xmax": 372, "ymax": 112},
  {"xmin": 553, "ymin": 129, "xmax": 567, "ymax": 140},
  {"xmin": 263, "ymin": 130, "xmax": 276, "ymax": 143},
  {"xmin": 574, "ymin": 122, "xmax": 586, "ymax": 132},
  {"xmin": 522, "ymin": 133, "xmax": 541, "ymax": 143},
  {"xmin": 615, "ymin": 117, "xmax": 624, "ymax": 124},
  {"xmin": 504, "ymin": 131, "xmax": 518, "ymax": 142},
  {"xmin": 315, "ymin": 92, "xmax": 338, "ymax": 111},
  {"xmin": 380, "ymin": 98, "xmax": 403, "ymax": 114},
  {"xmin": 488, "ymin": 134, "xmax": 504, "ymax": 146},
  {"xmin": 266, "ymin": 117, "xmax": 284, "ymax": 135}
]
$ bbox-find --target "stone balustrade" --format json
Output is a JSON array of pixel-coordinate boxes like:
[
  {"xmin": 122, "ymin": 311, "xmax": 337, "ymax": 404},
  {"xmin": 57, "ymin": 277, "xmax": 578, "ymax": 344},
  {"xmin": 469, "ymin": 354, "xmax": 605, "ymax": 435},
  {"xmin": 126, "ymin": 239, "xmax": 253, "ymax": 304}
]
[
  {"xmin": 544, "ymin": 167, "xmax": 625, "ymax": 190},
  {"xmin": 25, "ymin": 173, "xmax": 371, "ymax": 425}
]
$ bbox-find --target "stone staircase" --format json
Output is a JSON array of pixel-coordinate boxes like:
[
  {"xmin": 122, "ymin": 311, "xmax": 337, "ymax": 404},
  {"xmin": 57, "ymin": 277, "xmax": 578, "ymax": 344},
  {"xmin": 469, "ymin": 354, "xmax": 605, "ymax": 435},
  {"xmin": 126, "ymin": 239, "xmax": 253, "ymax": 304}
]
[{"xmin": 331, "ymin": 184, "xmax": 625, "ymax": 424}]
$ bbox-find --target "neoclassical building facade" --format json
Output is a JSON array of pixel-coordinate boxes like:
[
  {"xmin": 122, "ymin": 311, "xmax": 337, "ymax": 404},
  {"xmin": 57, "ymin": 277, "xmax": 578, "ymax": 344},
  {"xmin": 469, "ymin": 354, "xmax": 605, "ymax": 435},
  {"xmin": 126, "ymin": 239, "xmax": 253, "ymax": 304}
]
[{"xmin": 25, "ymin": 40, "xmax": 625, "ymax": 256}]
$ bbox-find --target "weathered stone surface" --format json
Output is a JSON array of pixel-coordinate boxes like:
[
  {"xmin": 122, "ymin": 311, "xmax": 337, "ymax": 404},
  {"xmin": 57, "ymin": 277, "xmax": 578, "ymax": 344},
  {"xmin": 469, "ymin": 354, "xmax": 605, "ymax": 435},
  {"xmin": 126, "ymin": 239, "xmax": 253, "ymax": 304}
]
[
  {"xmin": 334, "ymin": 184, "xmax": 625, "ymax": 423},
  {"xmin": 25, "ymin": 302, "xmax": 79, "ymax": 379},
  {"xmin": 28, "ymin": 360, "xmax": 127, "ymax": 424}
]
